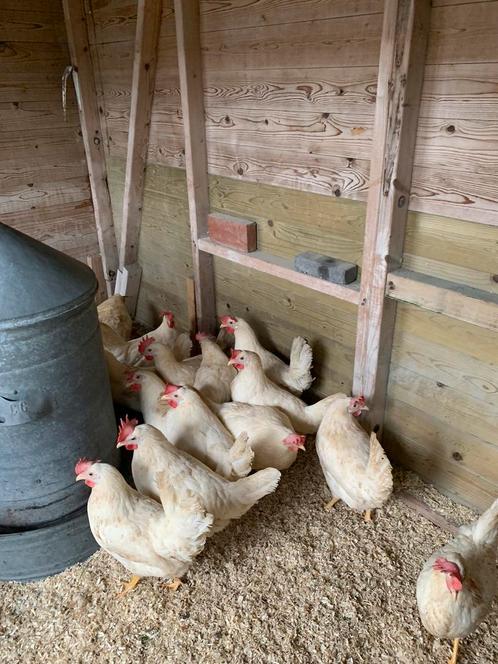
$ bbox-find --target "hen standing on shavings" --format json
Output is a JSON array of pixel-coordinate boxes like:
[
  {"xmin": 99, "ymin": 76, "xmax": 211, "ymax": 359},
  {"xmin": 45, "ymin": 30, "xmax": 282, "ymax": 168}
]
[
  {"xmin": 315, "ymin": 395, "xmax": 393, "ymax": 522},
  {"xmin": 228, "ymin": 349, "xmax": 338, "ymax": 434},
  {"xmin": 220, "ymin": 315, "xmax": 313, "ymax": 395},
  {"xmin": 416, "ymin": 497, "xmax": 498, "ymax": 664},
  {"xmin": 75, "ymin": 458, "xmax": 213, "ymax": 595},
  {"xmin": 116, "ymin": 418, "xmax": 281, "ymax": 534}
]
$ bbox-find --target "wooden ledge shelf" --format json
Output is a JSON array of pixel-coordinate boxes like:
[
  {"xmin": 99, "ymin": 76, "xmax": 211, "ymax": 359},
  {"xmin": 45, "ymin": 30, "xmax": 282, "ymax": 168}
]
[
  {"xmin": 386, "ymin": 269, "xmax": 498, "ymax": 332},
  {"xmin": 198, "ymin": 237, "xmax": 361, "ymax": 305}
]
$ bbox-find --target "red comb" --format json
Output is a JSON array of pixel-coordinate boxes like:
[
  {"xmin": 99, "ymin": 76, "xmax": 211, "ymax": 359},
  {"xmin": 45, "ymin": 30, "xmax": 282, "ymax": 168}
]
[
  {"xmin": 160, "ymin": 311, "xmax": 174, "ymax": 321},
  {"xmin": 162, "ymin": 384, "xmax": 180, "ymax": 396},
  {"xmin": 433, "ymin": 558, "xmax": 461, "ymax": 576},
  {"xmin": 138, "ymin": 335, "xmax": 155, "ymax": 355},
  {"xmin": 220, "ymin": 315, "xmax": 236, "ymax": 325},
  {"xmin": 195, "ymin": 331, "xmax": 209, "ymax": 341},
  {"xmin": 75, "ymin": 458, "xmax": 95, "ymax": 476},
  {"xmin": 117, "ymin": 415, "xmax": 139, "ymax": 443},
  {"xmin": 124, "ymin": 370, "xmax": 137, "ymax": 382}
]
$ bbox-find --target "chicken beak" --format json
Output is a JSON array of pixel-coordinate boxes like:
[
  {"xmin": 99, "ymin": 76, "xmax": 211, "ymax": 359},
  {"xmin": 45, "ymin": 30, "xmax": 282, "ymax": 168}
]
[
  {"xmin": 75, "ymin": 473, "xmax": 85, "ymax": 482},
  {"xmin": 227, "ymin": 358, "xmax": 235, "ymax": 366},
  {"xmin": 361, "ymin": 405, "xmax": 370, "ymax": 412},
  {"xmin": 116, "ymin": 441, "xmax": 126, "ymax": 448}
]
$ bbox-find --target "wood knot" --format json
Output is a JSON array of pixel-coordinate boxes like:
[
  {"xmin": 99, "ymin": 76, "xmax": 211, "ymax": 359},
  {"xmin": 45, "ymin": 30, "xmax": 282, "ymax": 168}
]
[
  {"xmin": 452, "ymin": 452, "xmax": 463, "ymax": 462},
  {"xmin": 446, "ymin": 124, "xmax": 456, "ymax": 134}
]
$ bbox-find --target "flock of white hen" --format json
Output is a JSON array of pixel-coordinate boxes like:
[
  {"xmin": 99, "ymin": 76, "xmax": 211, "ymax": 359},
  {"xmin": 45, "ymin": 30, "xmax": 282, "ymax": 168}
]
[{"xmin": 75, "ymin": 295, "xmax": 497, "ymax": 663}]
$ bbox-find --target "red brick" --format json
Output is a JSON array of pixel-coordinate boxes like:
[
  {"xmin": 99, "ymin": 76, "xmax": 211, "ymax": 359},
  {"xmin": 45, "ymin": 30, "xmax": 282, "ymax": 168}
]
[{"xmin": 207, "ymin": 213, "xmax": 257, "ymax": 253}]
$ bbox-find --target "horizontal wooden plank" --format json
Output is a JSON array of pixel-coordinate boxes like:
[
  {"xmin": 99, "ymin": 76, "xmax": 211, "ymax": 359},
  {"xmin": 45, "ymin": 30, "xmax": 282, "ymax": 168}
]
[
  {"xmin": 428, "ymin": 2, "xmax": 498, "ymax": 65},
  {"xmin": 395, "ymin": 302, "xmax": 498, "ymax": 367},
  {"xmin": 0, "ymin": 41, "xmax": 70, "ymax": 75},
  {"xmin": 410, "ymin": 165, "xmax": 498, "ymax": 226},
  {"xmin": 0, "ymin": 100, "xmax": 80, "ymax": 131},
  {"xmin": 387, "ymin": 269, "xmax": 498, "ymax": 332},
  {"xmin": 420, "ymin": 63, "xmax": 498, "ymax": 121},
  {"xmin": 198, "ymin": 237, "xmax": 361, "ymax": 304},
  {"xmin": 200, "ymin": 13, "xmax": 383, "ymax": 70},
  {"xmin": 388, "ymin": 363, "xmax": 498, "ymax": 444},
  {"xmin": 0, "ymin": 127, "xmax": 86, "ymax": 167},
  {"xmin": 0, "ymin": 200, "xmax": 99, "ymax": 261},
  {"xmin": 391, "ymin": 329, "xmax": 498, "ymax": 407},
  {"xmin": 384, "ymin": 400, "xmax": 498, "ymax": 512},
  {"xmin": 402, "ymin": 254, "xmax": 498, "ymax": 295},
  {"xmin": 0, "ymin": 175, "xmax": 92, "ymax": 215},
  {"xmin": 200, "ymin": 0, "xmax": 383, "ymax": 31},
  {"xmin": 90, "ymin": 0, "xmax": 174, "ymax": 45},
  {"xmin": 0, "ymin": 9, "xmax": 65, "ymax": 43}
]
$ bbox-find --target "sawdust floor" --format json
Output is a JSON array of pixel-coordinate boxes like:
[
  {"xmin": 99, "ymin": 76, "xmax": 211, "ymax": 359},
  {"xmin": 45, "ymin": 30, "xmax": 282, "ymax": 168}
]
[{"xmin": 1, "ymin": 449, "xmax": 497, "ymax": 664}]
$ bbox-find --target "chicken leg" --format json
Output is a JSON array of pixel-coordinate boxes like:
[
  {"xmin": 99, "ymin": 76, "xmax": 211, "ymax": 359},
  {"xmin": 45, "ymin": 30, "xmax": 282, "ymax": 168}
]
[
  {"xmin": 165, "ymin": 577, "xmax": 182, "ymax": 592},
  {"xmin": 118, "ymin": 574, "xmax": 141, "ymax": 596},
  {"xmin": 324, "ymin": 496, "xmax": 340, "ymax": 512},
  {"xmin": 364, "ymin": 509, "xmax": 373, "ymax": 522},
  {"xmin": 448, "ymin": 638, "xmax": 460, "ymax": 664}
]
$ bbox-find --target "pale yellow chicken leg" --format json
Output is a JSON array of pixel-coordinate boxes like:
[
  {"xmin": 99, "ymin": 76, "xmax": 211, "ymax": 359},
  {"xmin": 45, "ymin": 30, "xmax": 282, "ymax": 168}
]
[
  {"xmin": 165, "ymin": 577, "xmax": 182, "ymax": 592},
  {"xmin": 448, "ymin": 638, "xmax": 460, "ymax": 664},
  {"xmin": 118, "ymin": 574, "xmax": 141, "ymax": 596},
  {"xmin": 324, "ymin": 496, "xmax": 340, "ymax": 512},
  {"xmin": 364, "ymin": 509, "xmax": 373, "ymax": 522}
]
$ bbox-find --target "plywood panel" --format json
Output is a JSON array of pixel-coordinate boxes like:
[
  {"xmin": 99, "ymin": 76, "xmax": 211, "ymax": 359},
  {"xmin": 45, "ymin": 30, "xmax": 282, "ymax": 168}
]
[{"xmin": 0, "ymin": 9, "xmax": 65, "ymax": 43}]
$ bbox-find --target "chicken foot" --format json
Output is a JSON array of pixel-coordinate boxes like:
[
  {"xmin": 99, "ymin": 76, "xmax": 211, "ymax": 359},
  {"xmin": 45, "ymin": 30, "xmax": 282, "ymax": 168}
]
[
  {"xmin": 118, "ymin": 574, "xmax": 141, "ymax": 596},
  {"xmin": 164, "ymin": 577, "xmax": 182, "ymax": 592},
  {"xmin": 448, "ymin": 638, "xmax": 460, "ymax": 664},
  {"xmin": 324, "ymin": 497, "xmax": 340, "ymax": 512},
  {"xmin": 364, "ymin": 509, "xmax": 373, "ymax": 522}
]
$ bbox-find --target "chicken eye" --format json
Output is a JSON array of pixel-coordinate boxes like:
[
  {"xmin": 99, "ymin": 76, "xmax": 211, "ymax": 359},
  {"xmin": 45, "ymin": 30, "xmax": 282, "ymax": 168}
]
[{"xmin": 89, "ymin": 472, "xmax": 93, "ymax": 476}]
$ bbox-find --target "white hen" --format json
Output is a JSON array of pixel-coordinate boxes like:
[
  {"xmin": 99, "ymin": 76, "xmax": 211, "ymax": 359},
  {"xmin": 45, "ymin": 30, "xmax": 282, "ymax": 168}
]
[
  {"xmin": 75, "ymin": 459, "xmax": 212, "ymax": 595},
  {"xmin": 117, "ymin": 421, "xmax": 281, "ymax": 534},
  {"xmin": 193, "ymin": 332, "xmax": 236, "ymax": 403},
  {"xmin": 229, "ymin": 349, "xmax": 337, "ymax": 434},
  {"xmin": 416, "ymin": 497, "xmax": 498, "ymax": 664},
  {"xmin": 315, "ymin": 395, "xmax": 393, "ymax": 521},
  {"xmin": 210, "ymin": 401, "xmax": 306, "ymax": 470},
  {"xmin": 138, "ymin": 335, "xmax": 197, "ymax": 386},
  {"xmin": 220, "ymin": 315, "xmax": 313, "ymax": 394},
  {"xmin": 160, "ymin": 384, "xmax": 253, "ymax": 480}
]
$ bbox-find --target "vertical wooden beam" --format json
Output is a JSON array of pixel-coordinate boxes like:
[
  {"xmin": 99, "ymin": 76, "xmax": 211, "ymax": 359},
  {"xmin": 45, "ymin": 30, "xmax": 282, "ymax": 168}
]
[
  {"xmin": 174, "ymin": 0, "xmax": 217, "ymax": 335},
  {"xmin": 115, "ymin": 0, "xmax": 162, "ymax": 314},
  {"xmin": 62, "ymin": 0, "xmax": 119, "ymax": 296},
  {"xmin": 86, "ymin": 255, "xmax": 107, "ymax": 304},
  {"xmin": 352, "ymin": 0, "xmax": 431, "ymax": 432}
]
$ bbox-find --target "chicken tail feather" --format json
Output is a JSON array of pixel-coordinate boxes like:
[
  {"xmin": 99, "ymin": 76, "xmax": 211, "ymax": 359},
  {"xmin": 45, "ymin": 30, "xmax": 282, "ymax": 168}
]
[
  {"xmin": 469, "ymin": 496, "xmax": 498, "ymax": 548},
  {"xmin": 229, "ymin": 431, "xmax": 254, "ymax": 478},
  {"xmin": 173, "ymin": 332, "xmax": 193, "ymax": 361},
  {"xmin": 154, "ymin": 470, "xmax": 214, "ymax": 562},
  {"xmin": 364, "ymin": 431, "xmax": 393, "ymax": 507},
  {"xmin": 230, "ymin": 467, "xmax": 281, "ymax": 505},
  {"xmin": 288, "ymin": 336, "xmax": 314, "ymax": 392}
]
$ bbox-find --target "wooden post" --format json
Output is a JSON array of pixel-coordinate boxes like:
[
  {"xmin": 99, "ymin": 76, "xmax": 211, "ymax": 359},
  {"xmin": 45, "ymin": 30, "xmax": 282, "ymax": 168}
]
[
  {"xmin": 62, "ymin": 0, "xmax": 119, "ymax": 296},
  {"xmin": 86, "ymin": 255, "xmax": 107, "ymax": 304},
  {"xmin": 174, "ymin": 0, "xmax": 217, "ymax": 335},
  {"xmin": 115, "ymin": 0, "xmax": 162, "ymax": 315},
  {"xmin": 352, "ymin": 0, "xmax": 431, "ymax": 432}
]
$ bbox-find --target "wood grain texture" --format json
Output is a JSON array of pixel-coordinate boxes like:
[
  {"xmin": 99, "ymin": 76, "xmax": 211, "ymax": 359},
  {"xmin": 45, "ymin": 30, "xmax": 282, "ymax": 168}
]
[
  {"xmin": 386, "ymin": 269, "xmax": 498, "ymax": 332},
  {"xmin": 200, "ymin": 0, "xmax": 383, "ymax": 31},
  {"xmin": 174, "ymin": 0, "xmax": 217, "ymax": 334},
  {"xmin": 63, "ymin": 0, "xmax": 119, "ymax": 293},
  {"xmin": 353, "ymin": 0, "xmax": 431, "ymax": 432},
  {"xmin": 0, "ymin": 1, "xmax": 99, "ymax": 264},
  {"xmin": 119, "ymin": 0, "xmax": 162, "ymax": 274}
]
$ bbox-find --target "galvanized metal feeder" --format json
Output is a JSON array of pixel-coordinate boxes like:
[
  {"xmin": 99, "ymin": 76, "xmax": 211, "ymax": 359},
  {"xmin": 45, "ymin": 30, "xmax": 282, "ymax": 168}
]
[{"xmin": 0, "ymin": 222, "xmax": 117, "ymax": 581}]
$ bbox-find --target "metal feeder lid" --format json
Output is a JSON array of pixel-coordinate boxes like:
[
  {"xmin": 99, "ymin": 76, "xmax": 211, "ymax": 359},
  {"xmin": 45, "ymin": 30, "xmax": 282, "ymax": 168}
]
[{"xmin": 0, "ymin": 222, "xmax": 97, "ymax": 327}]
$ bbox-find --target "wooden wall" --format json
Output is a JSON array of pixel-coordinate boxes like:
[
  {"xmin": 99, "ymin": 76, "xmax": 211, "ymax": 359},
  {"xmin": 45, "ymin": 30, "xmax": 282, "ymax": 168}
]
[
  {"xmin": 0, "ymin": 0, "xmax": 99, "ymax": 262},
  {"xmin": 90, "ymin": 0, "xmax": 498, "ymax": 511}
]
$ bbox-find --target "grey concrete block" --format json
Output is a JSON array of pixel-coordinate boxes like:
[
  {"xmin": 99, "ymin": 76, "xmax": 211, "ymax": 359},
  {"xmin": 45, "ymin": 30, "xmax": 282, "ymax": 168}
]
[{"xmin": 294, "ymin": 251, "xmax": 358, "ymax": 285}]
